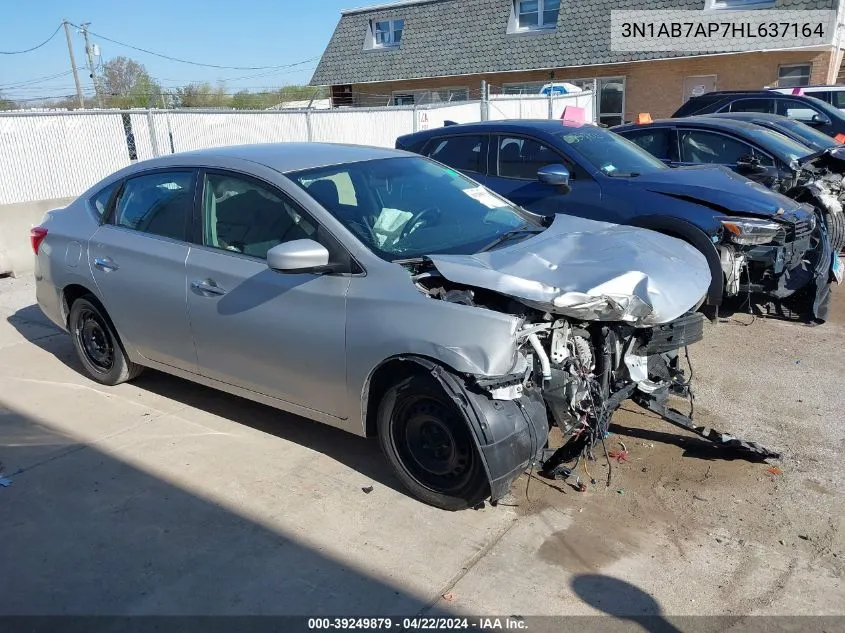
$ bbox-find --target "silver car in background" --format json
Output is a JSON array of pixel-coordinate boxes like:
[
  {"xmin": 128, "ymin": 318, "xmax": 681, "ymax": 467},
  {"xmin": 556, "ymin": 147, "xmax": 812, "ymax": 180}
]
[{"xmin": 32, "ymin": 143, "xmax": 713, "ymax": 510}]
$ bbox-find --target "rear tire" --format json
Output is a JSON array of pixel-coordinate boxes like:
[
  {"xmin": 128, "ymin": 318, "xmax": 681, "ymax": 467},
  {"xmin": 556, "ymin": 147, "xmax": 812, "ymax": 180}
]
[
  {"xmin": 377, "ymin": 374, "xmax": 489, "ymax": 511},
  {"xmin": 68, "ymin": 296, "xmax": 144, "ymax": 386},
  {"xmin": 823, "ymin": 206, "xmax": 845, "ymax": 253}
]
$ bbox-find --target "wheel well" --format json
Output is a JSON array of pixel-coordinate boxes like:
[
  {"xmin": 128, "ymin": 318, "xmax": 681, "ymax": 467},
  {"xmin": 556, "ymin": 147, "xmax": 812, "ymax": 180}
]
[
  {"xmin": 364, "ymin": 357, "xmax": 435, "ymax": 437},
  {"xmin": 62, "ymin": 284, "xmax": 96, "ymax": 325}
]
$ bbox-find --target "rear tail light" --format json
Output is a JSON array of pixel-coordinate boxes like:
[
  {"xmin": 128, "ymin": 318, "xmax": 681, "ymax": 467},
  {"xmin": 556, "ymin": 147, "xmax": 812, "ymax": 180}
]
[{"xmin": 30, "ymin": 226, "xmax": 48, "ymax": 254}]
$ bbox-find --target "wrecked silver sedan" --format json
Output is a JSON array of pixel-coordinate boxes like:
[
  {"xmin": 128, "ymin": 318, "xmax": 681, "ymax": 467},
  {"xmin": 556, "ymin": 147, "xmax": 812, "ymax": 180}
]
[{"xmin": 33, "ymin": 144, "xmax": 767, "ymax": 510}]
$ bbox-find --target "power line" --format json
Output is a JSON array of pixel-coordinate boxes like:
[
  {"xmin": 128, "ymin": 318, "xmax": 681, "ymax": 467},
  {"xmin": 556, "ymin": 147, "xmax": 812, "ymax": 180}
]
[
  {"xmin": 0, "ymin": 23, "xmax": 63, "ymax": 54},
  {"xmin": 70, "ymin": 23, "xmax": 322, "ymax": 70},
  {"xmin": 0, "ymin": 69, "xmax": 80, "ymax": 90}
]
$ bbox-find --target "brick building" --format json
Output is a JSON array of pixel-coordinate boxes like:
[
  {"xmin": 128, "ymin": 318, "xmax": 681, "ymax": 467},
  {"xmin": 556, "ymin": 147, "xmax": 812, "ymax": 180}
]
[{"xmin": 310, "ymin": 0, "xmax": 845, "ymax": 124}]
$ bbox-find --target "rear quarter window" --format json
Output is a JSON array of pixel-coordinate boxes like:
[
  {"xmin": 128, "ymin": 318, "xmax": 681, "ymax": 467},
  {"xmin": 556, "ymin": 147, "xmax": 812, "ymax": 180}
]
[{"xmin": 89, "ymin": 181, "xmax": 120, "ymax": 218}]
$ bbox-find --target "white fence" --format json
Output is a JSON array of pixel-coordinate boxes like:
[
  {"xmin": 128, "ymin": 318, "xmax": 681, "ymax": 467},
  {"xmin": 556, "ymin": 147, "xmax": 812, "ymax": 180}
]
[{"xmin": 0, "ymin": 92, "xmax": 593, "ymax": 206}]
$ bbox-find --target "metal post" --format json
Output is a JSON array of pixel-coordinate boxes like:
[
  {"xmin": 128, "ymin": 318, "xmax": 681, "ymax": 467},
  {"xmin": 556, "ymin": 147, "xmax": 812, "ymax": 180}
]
[
  {"xmin": 480, "ymin": 80, "xmax": 488, "ymax": 121},
  {"xmin": 548, "ymin": 87, "xmax": 554, "ymax": 120},
  {"xmin": 147, "ymin": 109, "xmax": 161, "ymax": 157},
  {"xmin": 306, "ymin": 108, "xmax": 313, "ymax": 142},
  {"xmin": 63, "ymin": 20, "xmax": 85, "ymax": 109},
  {"xmin": 412, "ymin": 103, "xmax": 418, "ymax": 132},
  {"xmin": 79, "ymin": 23, "xmax": 103, "ymax": 108}
]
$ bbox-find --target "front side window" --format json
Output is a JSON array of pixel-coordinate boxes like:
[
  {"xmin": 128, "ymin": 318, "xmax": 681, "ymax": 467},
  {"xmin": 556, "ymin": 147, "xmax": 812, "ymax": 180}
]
[
  {"xmin": 291, "ymin": 157, "xmax": 537, "ymax": 261},
  {"xmin": 622, "ymin": 128, "xmax": 672, "ymax": 160},
  {"xmin": 426, "ymin": 135, "xmax": 485, "ymax": 173},
  {"xmin": 559, "ymin": 127, "xmax": 666, "ymax": 176},
  {"xmin": 202, "ymin": 172, "xmax": 317, "ymax": 259},
  {"xmin": 516, "ymin": 0, "xmax": 560, "ymax": 30},
  {"xmin": 679, "ymin": 130, "xmax": 752, "ymax": 165},
  {"xmin": 112, "ymin": 171, "xmax": 194, "ymax": 241},
  {"xmin": 373, "ymin": 19, "xmax": 404, "ymax": 47},
  {"xmin": 497, "ymin": 136, "xmax": 562, "ymax": 179},
  {"xmin": 776, "ymin": 98, "xmax": 825, "ymax": 124},
  {"xmin": 727, "ymin": 98, "xmax": 775, "ymax": 114}
]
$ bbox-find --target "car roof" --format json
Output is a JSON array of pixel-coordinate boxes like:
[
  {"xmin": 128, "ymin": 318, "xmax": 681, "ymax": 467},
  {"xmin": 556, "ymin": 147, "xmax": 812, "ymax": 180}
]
[
  {"xmin": 134, "ymin": 142, "xmax": 408, "ymax": 174},
  {"xmin": 615, "ymin": 116, "xmax": 767, "ymax": 134},
  {"xmin": 398, "ymin": 119, "xmax": 596, "ymax": 142}
]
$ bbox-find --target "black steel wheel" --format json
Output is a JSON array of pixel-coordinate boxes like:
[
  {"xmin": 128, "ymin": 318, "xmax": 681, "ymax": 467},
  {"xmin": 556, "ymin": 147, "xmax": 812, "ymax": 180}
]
[
  {"xmin": 378, "ymin": 373, "xmax": 488, "ymax": 510},
  {"xmin": 68, "ymin": 295, "xmax": 144, "ymax": 386}
]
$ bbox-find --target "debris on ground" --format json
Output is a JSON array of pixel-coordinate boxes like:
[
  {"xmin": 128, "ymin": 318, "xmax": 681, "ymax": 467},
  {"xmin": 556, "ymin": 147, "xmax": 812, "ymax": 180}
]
[
  {"xmin": 766, "ymin": 466, "xmax": 784, "ymax": 476},
  {"xmin": 361, "ymin": 485, "xmax": 374, "ymax": 494},
  {"xmin": 608, "ymin": 441, "xmax": 630, "ymax": 463},
  {"xmin": 442, "ymin": 592, "xmax": 455, "ymax": 602}
]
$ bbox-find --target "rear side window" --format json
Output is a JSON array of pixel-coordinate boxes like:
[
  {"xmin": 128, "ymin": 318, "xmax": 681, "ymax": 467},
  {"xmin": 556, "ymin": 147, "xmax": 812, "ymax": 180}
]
[
  {"xmin": 726, "ymin": 98, "xmax": 775, "ymax": 114},
  {"xmin": 621, "ymin": 128, "xmax": 672, "ymax": 160},
  {"xmin": 679, "ymin": 130, "xmax": 753, "ymax": 165},
  {"xmin": 425, "ymin": 135, "xmax": 485, "ymax": 173},
  {"xmin": 832, "ymin": 92, "xmax": 845, "ymax": 109},
  {"xmin": 90, "ymin": 181, "xmax": 120, "ymax": 218},
  {"xmin": 112, "ymin": 171, "xmax": 195, "ymax": 241}
]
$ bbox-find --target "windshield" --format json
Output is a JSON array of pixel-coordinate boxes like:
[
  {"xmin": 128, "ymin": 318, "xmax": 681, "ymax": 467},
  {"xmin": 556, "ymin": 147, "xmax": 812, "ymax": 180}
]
[
  {"xmin": 771, "ymin": 118, "xmax": 839, "ymax": 152},
  {"xmin": 558, "ymin": 127, "xmax": 667, "ymax": 176},
  {"xmin": 745, "ymin": 127, "xmax": 813, "ymax": 162},
  {"xmin": 290, "ymin": 157, "xmax": 540, "ymax": 261}
]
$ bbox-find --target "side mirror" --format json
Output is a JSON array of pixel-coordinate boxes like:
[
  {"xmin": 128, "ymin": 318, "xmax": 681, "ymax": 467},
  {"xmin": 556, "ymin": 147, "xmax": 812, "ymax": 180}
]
[
  {"xmin": 538, "ymin": 164, "xmax": 571, "ymax": 193},
  {"xmin": 267, "ymin": 239, "xmax": 332, "ymax": 273}
]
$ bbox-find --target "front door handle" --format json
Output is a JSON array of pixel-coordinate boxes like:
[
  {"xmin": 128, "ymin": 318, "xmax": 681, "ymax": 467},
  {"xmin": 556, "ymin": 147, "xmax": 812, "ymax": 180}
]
[
  {"xmin": 93, "ymin": 257, "xmax": 119, "ymax": 272},
  {"xmin": 191, "ymin": 279, "xmax": 227, "ymax": 296}
]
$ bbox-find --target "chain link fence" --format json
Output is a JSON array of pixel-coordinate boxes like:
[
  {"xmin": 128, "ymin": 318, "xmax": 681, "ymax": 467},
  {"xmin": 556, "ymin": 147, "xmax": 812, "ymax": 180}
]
[{"xmin": 0, "ymin": 92, "xmax": 593, "ymax": 206}]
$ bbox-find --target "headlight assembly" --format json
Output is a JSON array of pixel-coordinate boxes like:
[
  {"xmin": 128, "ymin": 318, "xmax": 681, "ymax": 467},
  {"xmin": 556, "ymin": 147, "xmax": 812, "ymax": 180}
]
[{"xmin": 720, "ymin": 217, "xmax": 782, "ymax": 246}]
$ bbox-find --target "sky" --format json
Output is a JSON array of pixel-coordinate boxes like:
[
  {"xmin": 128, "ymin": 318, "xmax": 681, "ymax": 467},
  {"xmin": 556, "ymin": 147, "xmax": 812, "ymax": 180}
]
[{"xmin": 0, "ymin": 0, "xmax": 364, "ymax": 103}]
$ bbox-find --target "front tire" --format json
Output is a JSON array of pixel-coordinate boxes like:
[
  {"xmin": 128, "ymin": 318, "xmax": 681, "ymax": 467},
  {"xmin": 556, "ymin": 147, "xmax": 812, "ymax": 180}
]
[
  {"xmin": 377, "ymin": 374, "xmax": 489, "ymax": 511},
  {"xmin": 69, "ymin": 296, "xmax": 144, "ymax": 386}
]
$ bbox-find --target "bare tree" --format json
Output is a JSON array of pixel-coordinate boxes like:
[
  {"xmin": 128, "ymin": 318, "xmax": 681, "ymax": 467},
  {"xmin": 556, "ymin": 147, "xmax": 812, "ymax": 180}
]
[{"xmin": 97, "ymin": 56, "xmax": 162, "ymax": 108}]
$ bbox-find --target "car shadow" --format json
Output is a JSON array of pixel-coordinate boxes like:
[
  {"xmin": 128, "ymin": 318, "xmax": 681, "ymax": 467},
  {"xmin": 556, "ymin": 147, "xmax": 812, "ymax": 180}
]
[{"xmin": 6, "ymin": 305, "xmax": 409, "ymax": 501}]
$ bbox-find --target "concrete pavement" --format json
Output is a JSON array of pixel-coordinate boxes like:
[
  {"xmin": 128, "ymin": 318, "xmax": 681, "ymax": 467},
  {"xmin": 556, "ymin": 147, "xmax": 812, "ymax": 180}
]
[{"xmin": 1, "ymin": 275, "xmax": 843, "ymax": 620}]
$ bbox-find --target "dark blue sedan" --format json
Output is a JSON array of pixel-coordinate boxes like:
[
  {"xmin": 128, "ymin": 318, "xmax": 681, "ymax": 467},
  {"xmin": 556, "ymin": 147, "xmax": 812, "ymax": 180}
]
[{"xmin": 396, "ymin": 120, "xmax": 833, "ymax": 321}]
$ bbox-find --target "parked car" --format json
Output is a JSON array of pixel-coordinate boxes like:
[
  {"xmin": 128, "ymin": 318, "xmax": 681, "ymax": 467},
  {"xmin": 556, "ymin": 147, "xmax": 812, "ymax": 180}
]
[
  {"xmin": 769, "ymin": 85, "xmax": 845, "ymax": 112},
  {"xmin": 31, "ymin": 143, "xmax": 713, "ymax": 510},
  {"xmin": 396, "ymin": 120, "xmax": 834, "ymax": 321},
  {"xmin": 702, "ymin": 112, "xmax": 841, "ymax": 153},
  {"xmin": 614, "ymin": 116, "xmax": 845, "ymax": 252},
  {"xmin": 671, "ymin": 90, "xmax": 845, "ymax": 138}
]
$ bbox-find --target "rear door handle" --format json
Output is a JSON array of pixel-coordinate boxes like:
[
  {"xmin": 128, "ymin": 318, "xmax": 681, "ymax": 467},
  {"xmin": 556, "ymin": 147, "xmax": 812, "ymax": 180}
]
[
  {"xmin": 191, "ymin": 279, "xmax": 227, "ymax": 296},
  {"xmin": 93, "ymin": 257, "xmax": 119, "ymax": 272}
]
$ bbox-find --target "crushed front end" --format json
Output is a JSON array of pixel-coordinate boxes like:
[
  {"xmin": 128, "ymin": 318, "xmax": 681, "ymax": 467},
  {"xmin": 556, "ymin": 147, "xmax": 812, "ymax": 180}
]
[{"xmin": 715, "ymin": 207, "xmax": 833, "ymax": 321}]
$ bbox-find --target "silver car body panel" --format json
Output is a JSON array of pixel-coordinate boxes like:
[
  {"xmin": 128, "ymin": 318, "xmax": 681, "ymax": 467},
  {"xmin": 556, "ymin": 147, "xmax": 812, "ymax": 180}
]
[
  {"xmin": 428, "ymin": 214, "xmax": 711, "ymax": 326},
  {"xmin": 33, "ymin": 143, "xmax": 703, "ymax": 441}
]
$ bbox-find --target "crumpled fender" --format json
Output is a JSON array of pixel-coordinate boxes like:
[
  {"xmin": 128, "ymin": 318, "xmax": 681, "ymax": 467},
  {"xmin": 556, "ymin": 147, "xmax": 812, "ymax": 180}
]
[{"xmin": 390, "ymin": 356, "xmax": 549, "ymax": 503}]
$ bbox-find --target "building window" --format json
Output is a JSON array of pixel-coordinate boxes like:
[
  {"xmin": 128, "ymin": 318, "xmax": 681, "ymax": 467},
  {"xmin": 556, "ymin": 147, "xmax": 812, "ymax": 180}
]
[
  {"xmin": 704, "ymin": 0, "xmax": 775, "ymax": 9},
  {"xmin": 373, "ymin": 19, "xmax": 404, "ymax": 47},
  {"xmin": 778, "ymin": 64, "xmax": 811, "ymax": 88},
  {"xmin": 393, "ymin": 93, "xmax": 415, "ymax": 106},
  {"xmin": 510, "ymin": 0, "xmax": 560, "ymax": 32}
]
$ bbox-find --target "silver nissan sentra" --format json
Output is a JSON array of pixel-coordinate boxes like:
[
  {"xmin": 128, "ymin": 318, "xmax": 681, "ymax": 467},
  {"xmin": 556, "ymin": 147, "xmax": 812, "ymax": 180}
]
[{"xmin": 32, "ymin": 142, "xmax": 712, "ymax": 510}]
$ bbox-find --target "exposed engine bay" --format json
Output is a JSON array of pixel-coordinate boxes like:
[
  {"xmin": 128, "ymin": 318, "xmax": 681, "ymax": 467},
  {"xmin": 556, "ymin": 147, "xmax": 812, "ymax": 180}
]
[{"xmin": 413, "ymin": 270, "xmax": 779, "ymax": 494}]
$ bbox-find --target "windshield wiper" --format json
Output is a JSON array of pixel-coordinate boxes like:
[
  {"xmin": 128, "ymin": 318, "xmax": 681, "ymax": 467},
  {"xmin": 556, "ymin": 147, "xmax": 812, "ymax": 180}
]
[{"xmin": 478, "ymin": 226, "xmax": 544, "ymax": 253}]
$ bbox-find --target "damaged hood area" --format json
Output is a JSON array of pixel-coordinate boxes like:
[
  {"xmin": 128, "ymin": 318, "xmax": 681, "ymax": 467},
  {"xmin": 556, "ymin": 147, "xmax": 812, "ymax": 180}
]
[
  {"xmin": 637, "ymin": 165, "xmax": 807, "ymax": 218},
  {"xmin": 797, "ymin": 145, "xmax": 845, "ymax": 169},
  {"xmin": 427, "ymin": 215, "xmax": 711, "ymax": 327}
]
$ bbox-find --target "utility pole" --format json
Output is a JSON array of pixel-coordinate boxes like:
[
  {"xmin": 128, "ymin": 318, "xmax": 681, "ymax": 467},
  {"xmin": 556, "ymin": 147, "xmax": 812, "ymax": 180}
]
[
  {"xmin": 79, "ymin": 23, "xmax": 103, "ymax": 108},
  {"xmin": 63, "ymin": 20, "xmax": 84, "ymax": 108}
]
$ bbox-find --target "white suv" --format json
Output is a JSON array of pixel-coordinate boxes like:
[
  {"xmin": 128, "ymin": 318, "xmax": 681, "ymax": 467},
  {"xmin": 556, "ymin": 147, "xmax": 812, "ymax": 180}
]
[{"xmin": 769, "ymin": 85, "xmax": 845, "ymax": 112}]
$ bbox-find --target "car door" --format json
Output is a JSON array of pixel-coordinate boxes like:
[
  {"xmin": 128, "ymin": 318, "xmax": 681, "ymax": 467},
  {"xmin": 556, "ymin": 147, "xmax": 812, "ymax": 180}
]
[
  {"xmin": 484, "ymin": 134, "xmax": 602, "ymax": 218},
  {"xmin": 88, "ymin": 168, "xmax": 198, "ymax": 371},
  {"xmin": 185, "ymin": 169, "xmax": 350, "ymax": 419}
]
